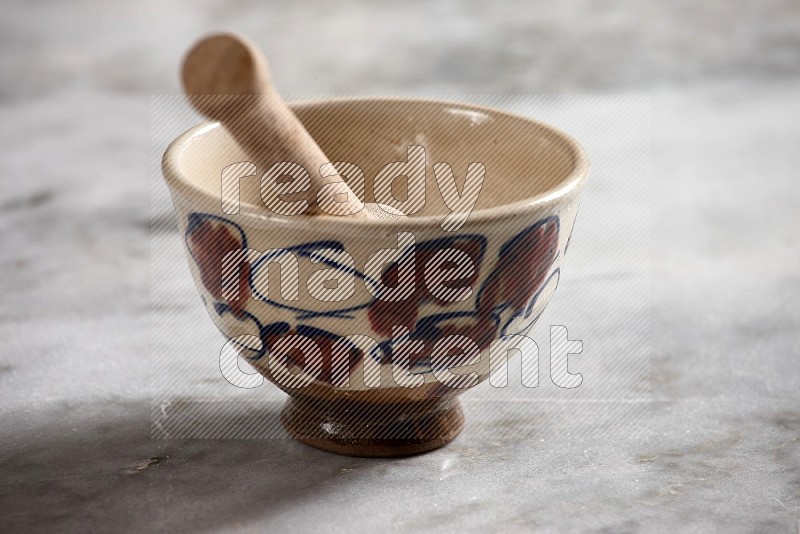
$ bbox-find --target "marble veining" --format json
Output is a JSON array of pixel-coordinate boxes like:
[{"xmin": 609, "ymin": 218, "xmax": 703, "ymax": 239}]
[{"xmin": 1, "ymin": 0, "xmax": 799, "ymax": 532}]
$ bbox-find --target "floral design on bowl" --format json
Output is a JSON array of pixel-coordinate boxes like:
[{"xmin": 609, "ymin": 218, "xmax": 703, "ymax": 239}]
[{"xmin": 163, "ymin": 98, "xmax": 588, "ymax": 456}]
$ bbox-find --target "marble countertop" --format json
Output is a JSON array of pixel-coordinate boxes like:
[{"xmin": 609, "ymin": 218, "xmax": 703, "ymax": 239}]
[{"xmin": 1, "ymin": 1, "xmax": 798, "ymax": 532}]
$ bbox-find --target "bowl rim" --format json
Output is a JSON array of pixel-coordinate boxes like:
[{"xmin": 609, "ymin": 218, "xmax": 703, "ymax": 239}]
[{"xmin": 162, "ymin": 96, "xmax": 590, "ymax": 230}]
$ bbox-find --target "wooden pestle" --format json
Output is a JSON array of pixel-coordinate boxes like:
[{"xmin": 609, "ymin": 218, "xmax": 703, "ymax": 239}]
[{"xmin": 181, "ymin": 33, "xmax": 372, "ymax": 219}]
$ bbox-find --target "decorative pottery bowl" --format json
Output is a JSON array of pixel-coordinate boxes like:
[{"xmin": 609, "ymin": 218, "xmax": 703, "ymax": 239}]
[{"xmin": 162, "ymin": 98, "xmax": 589, "ymax": 456}]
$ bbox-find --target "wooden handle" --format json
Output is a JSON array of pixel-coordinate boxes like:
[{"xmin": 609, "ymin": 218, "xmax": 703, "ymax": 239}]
[{"xmin": 181, "ymin": 33, "xmax": 368, "ymax": 219}]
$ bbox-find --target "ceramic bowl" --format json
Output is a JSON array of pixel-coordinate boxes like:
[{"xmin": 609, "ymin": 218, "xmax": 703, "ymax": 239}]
[{"xmin": 162, "ymin": 97, "xmax": 589, "ymax": 456}]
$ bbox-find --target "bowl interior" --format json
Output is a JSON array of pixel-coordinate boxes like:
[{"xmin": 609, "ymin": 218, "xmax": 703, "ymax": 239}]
[{"xmin": 175, "ymin": 98, "xmax": 583, "ymax": 218}]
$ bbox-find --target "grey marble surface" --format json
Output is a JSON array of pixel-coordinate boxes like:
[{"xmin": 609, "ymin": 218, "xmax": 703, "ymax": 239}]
[{"xmin": 1, "ymin": 1, "xmax": 799, "ymax": 532}]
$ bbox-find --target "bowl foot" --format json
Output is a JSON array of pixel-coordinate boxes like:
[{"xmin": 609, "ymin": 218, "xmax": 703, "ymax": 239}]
[{"xmin": 281, "ymin": 395, "xmax": 464, "ymax": 457}]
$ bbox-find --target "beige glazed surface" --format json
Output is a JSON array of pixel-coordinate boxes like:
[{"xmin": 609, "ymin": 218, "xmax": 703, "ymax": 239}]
[{"xmin": 162, "ymin": 97, "xmax": 589, "ymax": 455}]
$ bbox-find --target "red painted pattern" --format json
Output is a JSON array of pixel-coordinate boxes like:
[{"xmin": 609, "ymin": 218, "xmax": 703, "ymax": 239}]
[
  {"xmin": 368, "ymin": 219, "xmax": 559, "ymax": 360},
  {"xmin": 187, "ymin": 220, "xmax": 250, "ymax": 319}
]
